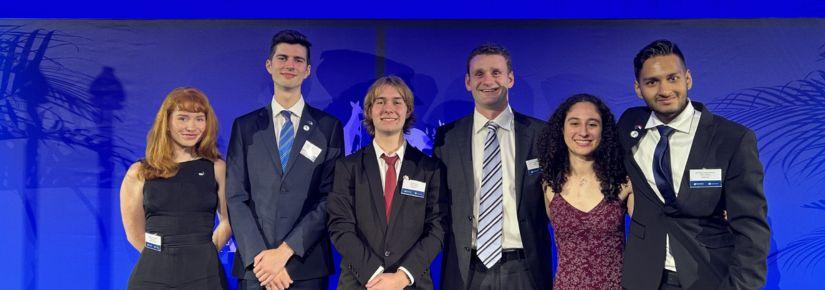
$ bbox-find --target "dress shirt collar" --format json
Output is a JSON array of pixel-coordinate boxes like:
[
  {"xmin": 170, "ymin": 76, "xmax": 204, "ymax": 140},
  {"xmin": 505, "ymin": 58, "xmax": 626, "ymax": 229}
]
[
  {"xmin": 271, "ymin": 95, "xmax": 305, "ymax": 119},
  {"xmin": 473, "ymin": 105, "xmax": 514, "ymax": 134},
  {"xmin": 373, "ymin": 139, "xmax": 407, "ymax": 161},
  {"xmin": 644, "ymin": 99, "xmax": 696, "ymax": 134}
]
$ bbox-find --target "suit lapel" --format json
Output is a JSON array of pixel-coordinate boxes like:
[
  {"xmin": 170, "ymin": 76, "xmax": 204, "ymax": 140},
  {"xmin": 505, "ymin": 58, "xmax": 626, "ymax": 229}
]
[
  {"xmin": 456, "ymin": 117, "xmax": 476, "ymax": 209},
  {"xmin": 283, "ymin": 105, "xmax": 317, "ymax": 175},
  {"xmin": 388, "ymin": 144, "xmax": 419, "ymax": 229},
  {"xmin": 363, "ymin": 146, "xmax": 389, "ymax": 229},
  {"xmin": 260, "ymin": 104, "xmax": 284, "ymax": 176},
  {"xmin": 675, "ymin": 103, "xmax": 716, "ymax": 204},
  {"xmin": 622, "ymin": 108, "xmax": 664, "ymax": 206},
  {"xmin": 513, "ymin": 113, "xmax": 532, "ymax": 209}
]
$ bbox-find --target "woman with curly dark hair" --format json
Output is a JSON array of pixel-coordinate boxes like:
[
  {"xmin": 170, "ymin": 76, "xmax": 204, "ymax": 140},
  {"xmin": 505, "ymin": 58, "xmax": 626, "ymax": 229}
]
[{"xmin": 537, "ymin": 93, "xmax": 633, "ymax": 290}]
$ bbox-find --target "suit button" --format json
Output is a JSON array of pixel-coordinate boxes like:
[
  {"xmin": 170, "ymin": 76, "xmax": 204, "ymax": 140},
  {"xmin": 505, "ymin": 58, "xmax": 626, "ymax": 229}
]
[
  {"xmin": 385, "ymin": 251, "xmax": 391, "ymax": 257},
  {"xmin": 467, "ymin": 215, "xmax": 474, "ymax": 222},
  {"xmin": 464, "ymin": 247, "xmax": 471, "ymax": 252}
]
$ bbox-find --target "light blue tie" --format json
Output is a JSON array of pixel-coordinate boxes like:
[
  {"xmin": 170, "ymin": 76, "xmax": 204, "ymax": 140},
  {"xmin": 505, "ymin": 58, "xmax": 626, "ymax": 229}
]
[
  {"xmin": 477, "ymin": 121, "xmax": 503, "ymax": 268},
  {"xmin": 278, "ymin": 110, "xmax": 294, "ymax": 172}
]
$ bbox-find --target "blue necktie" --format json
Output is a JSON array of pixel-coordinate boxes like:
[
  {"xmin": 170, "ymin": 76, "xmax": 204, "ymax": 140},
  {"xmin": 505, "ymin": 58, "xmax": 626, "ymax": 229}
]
[
  {"xmin": 652, "ymin": 125, "xmax": 677, "ymax": 205},
  {"xmin": 477, "ymin": 121, "xmax": 503, "ymax": 268},
  {"xmin": 278, "ymin": 110, "xmax": 294, "ymax": 172}
]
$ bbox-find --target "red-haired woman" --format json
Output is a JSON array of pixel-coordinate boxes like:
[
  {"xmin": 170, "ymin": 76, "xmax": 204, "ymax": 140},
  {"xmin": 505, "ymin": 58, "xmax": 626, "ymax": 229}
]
[{"xmin": 120, "ymin": 87, "xmax": 231, "ymax": 289}]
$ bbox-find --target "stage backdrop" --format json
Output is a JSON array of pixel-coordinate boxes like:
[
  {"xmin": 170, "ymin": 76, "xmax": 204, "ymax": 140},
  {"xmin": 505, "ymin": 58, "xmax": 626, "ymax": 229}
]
[{"xmin": 1, "ymin": 19, "xmax": 822, "ymax": 289}]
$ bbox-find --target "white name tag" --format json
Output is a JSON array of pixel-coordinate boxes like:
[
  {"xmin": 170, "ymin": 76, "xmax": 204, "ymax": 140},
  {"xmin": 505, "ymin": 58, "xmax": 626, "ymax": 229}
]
[
  {"xmin": 300, "ymin": 141, "xmax": 323, "ymax": 163},
  {"xmin": 526, "ymin": 158, "xmax": 541, "ymax": 175},
  {"xmin": 689, "ymin": 169, "xmax": 722, "ymax": 188},
  {"xmin": 400, "ymin": 177, "xmax": 426, "ymax": 198},
  {"xmin": 145, "ymin": 233, "xmax": 162, "ymax": 252}
]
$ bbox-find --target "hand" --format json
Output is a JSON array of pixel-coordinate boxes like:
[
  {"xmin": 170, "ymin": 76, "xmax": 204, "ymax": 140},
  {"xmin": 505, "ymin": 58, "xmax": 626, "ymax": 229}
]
[
  {"xmin": 365, "ymin": 272, "xmax": 409, "ymax": 290},
  {"xmin": 264, "ymin": 268, "xmax": 293, "ymax": 290},
  {"xmin": 253, "ymin": 243, "xmax": 294, "ymax": 286}
]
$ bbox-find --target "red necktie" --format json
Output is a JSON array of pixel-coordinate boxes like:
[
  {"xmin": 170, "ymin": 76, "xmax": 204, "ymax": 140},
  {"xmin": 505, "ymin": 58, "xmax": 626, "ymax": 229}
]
[{"xmin": 380, "ymin": 154, "xmax": 399, "ymax": 224}]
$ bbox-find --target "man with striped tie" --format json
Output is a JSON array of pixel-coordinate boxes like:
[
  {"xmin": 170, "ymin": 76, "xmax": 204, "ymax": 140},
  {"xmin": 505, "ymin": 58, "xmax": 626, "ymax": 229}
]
[
  {"xmin": 434, "ymin": 43, "xmax": 553, "ymax": 290},
  {"xmin": 227, "ymin": 30, "xmax": 344, "ymax": 290}
]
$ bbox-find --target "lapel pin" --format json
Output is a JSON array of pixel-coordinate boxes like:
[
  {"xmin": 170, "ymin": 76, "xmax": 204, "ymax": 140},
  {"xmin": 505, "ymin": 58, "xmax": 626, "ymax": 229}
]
[
  {"xmin": 198, "ymin": 171, "xmax": 205, "ymax": 176},
  {"xmin": 403, "ymin": 175, "xmax": 409, "ymax": 180},
  {"xmin": 630, "ymin": 131, "xmax": 639, "ymax": 139},
  {"xmin": 303, "ymin": 124, "xmax": 310, "ymax": 131}
]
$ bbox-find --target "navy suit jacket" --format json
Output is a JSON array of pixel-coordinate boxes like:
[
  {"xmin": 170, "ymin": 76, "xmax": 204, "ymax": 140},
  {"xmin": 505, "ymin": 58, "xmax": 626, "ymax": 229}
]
[
  {"xmin": 328, "ymin": 143, "xmax": 447, "ymax": 289},
  {"xmin": 618, "ymin": 102, "xmax": 770, "ymax": 290},
  {"xmin": 226, "ymin": 103, "xmax": 343, "ymax": 281},
  {"xmin": 433, "ymin": 111, "xmax": 553, "ymax": 290}
]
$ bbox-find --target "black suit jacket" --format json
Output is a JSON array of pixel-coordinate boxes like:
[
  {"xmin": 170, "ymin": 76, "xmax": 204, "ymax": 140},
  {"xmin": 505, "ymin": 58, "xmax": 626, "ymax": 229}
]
[
  {"xmin": 618, "ymin": 102, "xmax": 770, "ymax": 290},
  {"xmin": 433, "ymin": 111, "xmax": 553, "ymax": 290},
  {"xmin": 226, "ymin": 103, "xmax": 343, "ymax": 281},
  {"xmin": 328, "ymin": 143, "xmax": 447, "ymax": 290}
]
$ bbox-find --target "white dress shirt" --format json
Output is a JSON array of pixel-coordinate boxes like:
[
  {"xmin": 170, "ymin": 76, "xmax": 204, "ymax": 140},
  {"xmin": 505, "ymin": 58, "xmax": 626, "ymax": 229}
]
[
  {"xmin": 632, "ymin": 100, "xmax": 701, "ymax": 272},
  {"xmin": 373, "ymin": 139, "xmax": 406, "ymax": 190},
  {"xmin": 271, "ymin": 95, "xmax": 304, "ymax": 143},
  {"xmin": 471, "ymin": 105, "xmax": 523, "ymax": 250},
  {"xmin": 369, "ymin": 140, "xmax": 415, "ymax": 285}
]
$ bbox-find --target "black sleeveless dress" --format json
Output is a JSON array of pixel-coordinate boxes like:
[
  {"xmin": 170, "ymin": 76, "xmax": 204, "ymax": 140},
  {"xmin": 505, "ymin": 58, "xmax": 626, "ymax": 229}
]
[{"xmin": 127, "ymin": 159, "xmax": 228, "ymax": 289}]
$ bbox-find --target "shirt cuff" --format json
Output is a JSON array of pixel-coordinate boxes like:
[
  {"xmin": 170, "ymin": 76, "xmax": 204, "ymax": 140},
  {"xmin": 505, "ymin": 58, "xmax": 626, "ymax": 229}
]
[
  {"xmin": 368, "ymin": 266, "xmax": 384, "ymax": 283},
  {"xmin": 398, "ymin": 266, "xmax": 415, "ymax": 286}
]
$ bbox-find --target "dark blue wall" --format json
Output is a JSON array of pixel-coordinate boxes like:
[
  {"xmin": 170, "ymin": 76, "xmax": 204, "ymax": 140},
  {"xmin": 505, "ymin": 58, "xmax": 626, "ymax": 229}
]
[{"xmin": 1, "ymin": 19, "xmax": 823, "ymax": 289}]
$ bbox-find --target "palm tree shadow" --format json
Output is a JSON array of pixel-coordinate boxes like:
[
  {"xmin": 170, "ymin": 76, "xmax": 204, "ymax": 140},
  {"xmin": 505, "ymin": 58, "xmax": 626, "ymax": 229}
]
[
  {"xmin": 710, "ymin": 43, "xmax": 825, "ymax": 281},
  {"xmin": 1, "ymin": 26, "xmax": 133, "ymax": 289}
]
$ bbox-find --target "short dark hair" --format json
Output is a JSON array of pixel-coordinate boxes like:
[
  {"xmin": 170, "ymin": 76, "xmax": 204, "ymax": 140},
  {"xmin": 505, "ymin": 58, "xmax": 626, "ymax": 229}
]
[
  {"xmin": 466, "ymin": 43, "xmax": 512, "ymax": 74},
  {"xmin": 633, "ymin": 39, "xmax": 686, "ymax": 80},
  {"xmin": 268, "ymin": 30, "xmax": 312, "ymax": 64}
]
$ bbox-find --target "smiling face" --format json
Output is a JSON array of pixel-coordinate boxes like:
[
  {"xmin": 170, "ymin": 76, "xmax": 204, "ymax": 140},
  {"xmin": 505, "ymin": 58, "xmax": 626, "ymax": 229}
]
[
  {"xmin": 635, "ymin": 54, "xmax": 692, "ymax": 123},
  {"xmin": 168, "ymin": 109, "xmax": 206, "ymax": 150},
  {"xmin": 465, "ymin": 54, "xmax": 514, "ymax": 111},
  {"xmin": 563, "ymin": 101, "xmax": 602, "ymax": 159},
  {"xmin": 367, "ymin": 85, "xmax": 409, "ymax": 137},
  {"xmin": 266, "ymin": 43, "xmax": 311, "ymax": 92}
]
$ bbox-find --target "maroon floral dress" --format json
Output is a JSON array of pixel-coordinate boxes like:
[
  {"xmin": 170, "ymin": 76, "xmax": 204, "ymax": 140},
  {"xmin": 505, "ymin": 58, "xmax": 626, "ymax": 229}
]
[{"xmin": 549, "ymin": 195, "xmax": 625, "ymax": 290}]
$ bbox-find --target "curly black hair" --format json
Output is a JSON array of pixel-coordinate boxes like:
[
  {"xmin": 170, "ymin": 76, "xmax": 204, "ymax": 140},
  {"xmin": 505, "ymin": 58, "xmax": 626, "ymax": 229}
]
[{"xmin": 537, "ymin": 94, "xmax": 627, "ymax": 200}]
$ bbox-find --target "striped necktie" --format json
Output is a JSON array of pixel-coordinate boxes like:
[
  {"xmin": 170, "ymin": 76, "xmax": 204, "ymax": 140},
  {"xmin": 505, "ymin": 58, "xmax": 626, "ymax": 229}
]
[
  {"xmin": 477, "ymin": 121, "xmax": 503, "ymax": 268},
  {"xmin": 278, "ymin": 110, "xmax": 294, "ymax": 173}
]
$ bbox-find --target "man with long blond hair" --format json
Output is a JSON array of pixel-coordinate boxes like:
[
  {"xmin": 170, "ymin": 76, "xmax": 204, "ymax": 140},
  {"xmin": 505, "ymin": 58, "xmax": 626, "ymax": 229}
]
[
  {"xmin": 120, "ymin": 87, "xmax": 232, "ymax": 289},
  {"xmin": 226, "ymin": 30, "xmax": 344, "ymax": 290},
  {"xmin": 328, "ymin": 76, "xmax": 447, "ymax": 290}
]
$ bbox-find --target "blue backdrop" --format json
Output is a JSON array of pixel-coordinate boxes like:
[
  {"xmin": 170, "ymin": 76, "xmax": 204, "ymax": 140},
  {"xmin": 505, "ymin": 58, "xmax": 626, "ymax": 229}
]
[{"xmin": 1, "ymin": 18, "xmax": 823, "ymax": 289}]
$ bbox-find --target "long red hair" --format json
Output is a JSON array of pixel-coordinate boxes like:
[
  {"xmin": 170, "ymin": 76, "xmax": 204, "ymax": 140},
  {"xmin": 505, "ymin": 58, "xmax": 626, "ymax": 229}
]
[{"xmin": 141, "ymin": 87, "xmax": 221, "ymax": 179}]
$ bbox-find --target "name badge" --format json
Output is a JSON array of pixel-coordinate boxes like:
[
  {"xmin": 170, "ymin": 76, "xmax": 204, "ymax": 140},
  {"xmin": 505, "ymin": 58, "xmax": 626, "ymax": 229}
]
[
  {"xmin": 689, "ymin": 169, "xmax": 722, "ymax": 188},
  {"xmin": 145, "ymin": 233, "xmax": 162, "ymax": 252},
  {"xmin": 526, "ymin": 158, "xmax": 541, "ymax": 175},
  {"xmin": 300, "ymin": 141, "xmax": 322, "ymax": 163},
  {"xmin": 400, "ymin": 177, "xmax": 426, "ymax": 198}
]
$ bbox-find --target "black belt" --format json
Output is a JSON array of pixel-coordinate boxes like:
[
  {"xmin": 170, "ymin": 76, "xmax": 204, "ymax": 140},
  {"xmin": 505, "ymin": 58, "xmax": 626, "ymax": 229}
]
[
  {"xmin": 472, "ymin": 249, "xmax": 525, "ymax": 263},
  {"xmin": 661, "ymin": 270, "xmax": 681, "ymax": 287},
  {"xmin": 158, "ymin": 233, "xmax": 212, "ymax": 247}
]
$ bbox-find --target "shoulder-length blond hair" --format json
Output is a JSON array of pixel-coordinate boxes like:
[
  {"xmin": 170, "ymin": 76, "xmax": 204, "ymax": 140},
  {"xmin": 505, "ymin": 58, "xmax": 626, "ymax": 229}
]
[
  {"xmin": 362, "ymin": 75, "xmax": 416, "ymax": 136},
  {"xmin": 141, "ymin": 87, "xmax": 221, "ymax": 179}
]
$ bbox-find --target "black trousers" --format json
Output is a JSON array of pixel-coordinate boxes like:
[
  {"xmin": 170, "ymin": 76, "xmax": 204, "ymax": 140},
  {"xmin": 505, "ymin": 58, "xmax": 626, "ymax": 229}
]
[
  {"xmin": 658, "ymin": 270, "xmax": 682, "ymax": 290},
  {"xmin": 467, "ymin": 250, "xmax": 536, "ymax": 290}
]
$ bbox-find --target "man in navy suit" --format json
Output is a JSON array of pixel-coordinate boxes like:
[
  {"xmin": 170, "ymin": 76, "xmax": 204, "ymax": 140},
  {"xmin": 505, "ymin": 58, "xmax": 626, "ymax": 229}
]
[
  {"xmin": 328, "ymin": 76, "xmax": 447, "ymax": 290},
  {"xmin": 435, "ymin": 43, "xmax": 552, "ymax": 290},
  {"xmin": 226, "ymin": 30, "xmax": 344, "ymax": 290},
  {"xmin": 619, "ymin": 39, "xmax": 770, "ymax": 290}
]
